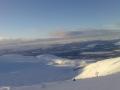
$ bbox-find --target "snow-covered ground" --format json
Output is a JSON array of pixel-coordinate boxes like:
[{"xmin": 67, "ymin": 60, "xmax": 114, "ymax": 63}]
[
  {"xmin": 75, "ymin": 57, "xmax": 120, "ymax": 79},
  {"xmin": 12, "ymin": 73, "xmax": 120, "ymax": 90},
  {"xmin": 0, "ymin": 54, "xmax": 87, "ymax": 67},
  {"xmin": 0, "ymin": 54, "xmax": 119, "ymax": 90},
  {"xmin": 0, "ymin": 54, "xmax": 83, "ymax": 87}
]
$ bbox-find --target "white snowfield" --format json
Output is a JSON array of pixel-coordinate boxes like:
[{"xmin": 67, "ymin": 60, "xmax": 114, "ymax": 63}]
[
  {"xmin": 1, "ymin": 54, "xmax": 120, "ymax": 80},
  {"xmin": 11, "ymin": 56, "xmax": 120, "ymax": 90},
  {"xmin": 0, "ymin": 87, "xmax": 10, "ymax": 90},
  {"xmin": 36, "ymin": 54, "xmax": 87, "ymax": 67},
  {"xmin": 12, "ymin": 73, "xmax": 120, "ymax": 90},
  {"xmin": 75, "ymin": 57, "xmax": 120, "ymax": 79},
  {"xmin": 1, "ymin": 54, "xmax": 120, "ymax": 90}
]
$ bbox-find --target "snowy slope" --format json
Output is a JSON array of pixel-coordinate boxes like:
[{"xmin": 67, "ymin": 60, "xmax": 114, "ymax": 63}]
[
  {"xmin": 0, "ymin": 54, "xmax": 80, "ymax": 87},
  {"xmin": 0, "ymin": 54, "xmax": 120, "ymax": 90},
  {"xmin": 12, "ymin": 73, "xmax": 120, "ymax": 90},
  {"xmin": 75, "ymin": 57, "xmax": 120, "ymax": 79}
]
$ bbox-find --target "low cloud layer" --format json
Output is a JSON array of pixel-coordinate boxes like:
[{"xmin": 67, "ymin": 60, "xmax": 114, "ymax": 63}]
[{"xmin": 51, "ymin": 29, "xmax": 120, "ymax": 38}]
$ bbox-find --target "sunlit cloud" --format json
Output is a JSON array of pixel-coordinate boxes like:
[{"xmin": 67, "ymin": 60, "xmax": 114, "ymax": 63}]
[
  {"xmin": 0, "ymin": 36, "xmax": 9, "ymax": 40},
  {"xmin": 50, "ymin": 27, "xmax": 120, "ymax": 39},
  {"xmin": 103, "ymin": 23, "xmax": 120, "ymax": 30}
]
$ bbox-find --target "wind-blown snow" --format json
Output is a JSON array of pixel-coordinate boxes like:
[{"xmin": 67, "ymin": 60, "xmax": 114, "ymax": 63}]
[{"xmin": 75, "ymin": 57, "xmax": 120, "ymax": 79}]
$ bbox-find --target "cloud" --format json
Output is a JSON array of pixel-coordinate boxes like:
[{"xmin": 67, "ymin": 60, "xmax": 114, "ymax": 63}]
[
  {"xmin": 0, "ymin": 37, "xmax": 5, "ymax": 40},
  {"xmin": 50, "ymin": 28, "xmax": 120, "ymax": 39},
  {"xmin": 50, "ymin": 29, "xmax": 103, "ymax": 38},
  {"xmin": 50, "ymin": 31, "xmax": 67, "ymax": 38},
  {"xmin": 51, "ymin": 31, "xmax": 84, "ymax": 38},
  {"xmin": 103, "ymin": 23, "xmax": 120, "ymax": 30},
  {"xmin": 51, "ymin": 23, "xmax": 120, "ymax": 39},
  {"xmin": 50, "ymin": 28, "xmax": 93, "ymax": 38},
  {"xmin": 0, "ymin": 35, "xmax": 10, "ymax": 41}
]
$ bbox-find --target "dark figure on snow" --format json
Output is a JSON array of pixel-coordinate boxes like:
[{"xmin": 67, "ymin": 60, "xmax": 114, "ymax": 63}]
[{"xmin": 73, "ymin": 78, "xmax": 76, "ymax": 81}]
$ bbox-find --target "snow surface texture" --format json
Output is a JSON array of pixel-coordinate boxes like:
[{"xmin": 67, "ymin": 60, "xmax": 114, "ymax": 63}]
[
  {"xmin": 0, "ymin": 54, "xmax": 85, "ymax": 86},
  {"xmin": 12, "ymin": 73, "xmax": 120, "ymax": 90},
  {"xmin": 75, "ymin": 57, "xmax": 120, "ymax": 79},
  {"xmin": 0, "ymin": 54, "xmax": 120, "ymax": 90}
]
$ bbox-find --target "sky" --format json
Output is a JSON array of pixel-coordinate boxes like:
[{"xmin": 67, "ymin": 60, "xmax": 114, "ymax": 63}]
[{"xmin": 0, "ymin": 0, "xmax": 120, "ymax": 39}]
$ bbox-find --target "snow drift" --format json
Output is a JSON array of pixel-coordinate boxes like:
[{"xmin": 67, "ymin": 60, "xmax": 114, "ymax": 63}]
[{"xmin": 75, "ymin": 57, "xmax": 120, "ymax": 79}]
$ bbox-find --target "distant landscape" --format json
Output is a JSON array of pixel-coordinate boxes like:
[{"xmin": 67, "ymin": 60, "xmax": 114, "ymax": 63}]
[
  {"xmin": 0, "ymin": 30, "xmax": 119, "ymax": 90},
  {"xmin": 0, "ymin": 0, "xmax": 120, "ymax": 90}
]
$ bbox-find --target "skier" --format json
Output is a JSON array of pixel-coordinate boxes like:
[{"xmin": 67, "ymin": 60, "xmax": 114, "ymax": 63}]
[
  {"xmin": 73, "ymin": 78, "xmax": 76, "ymax": 81},
  {"xmin": 95, "ymin": 71, "xmax": 99, "ymax": 78}
]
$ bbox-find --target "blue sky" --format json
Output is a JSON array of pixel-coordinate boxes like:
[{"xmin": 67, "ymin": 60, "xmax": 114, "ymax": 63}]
[{"xmin": 0, "ymin": 0, "xmax": 120, "ymax": 39}]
